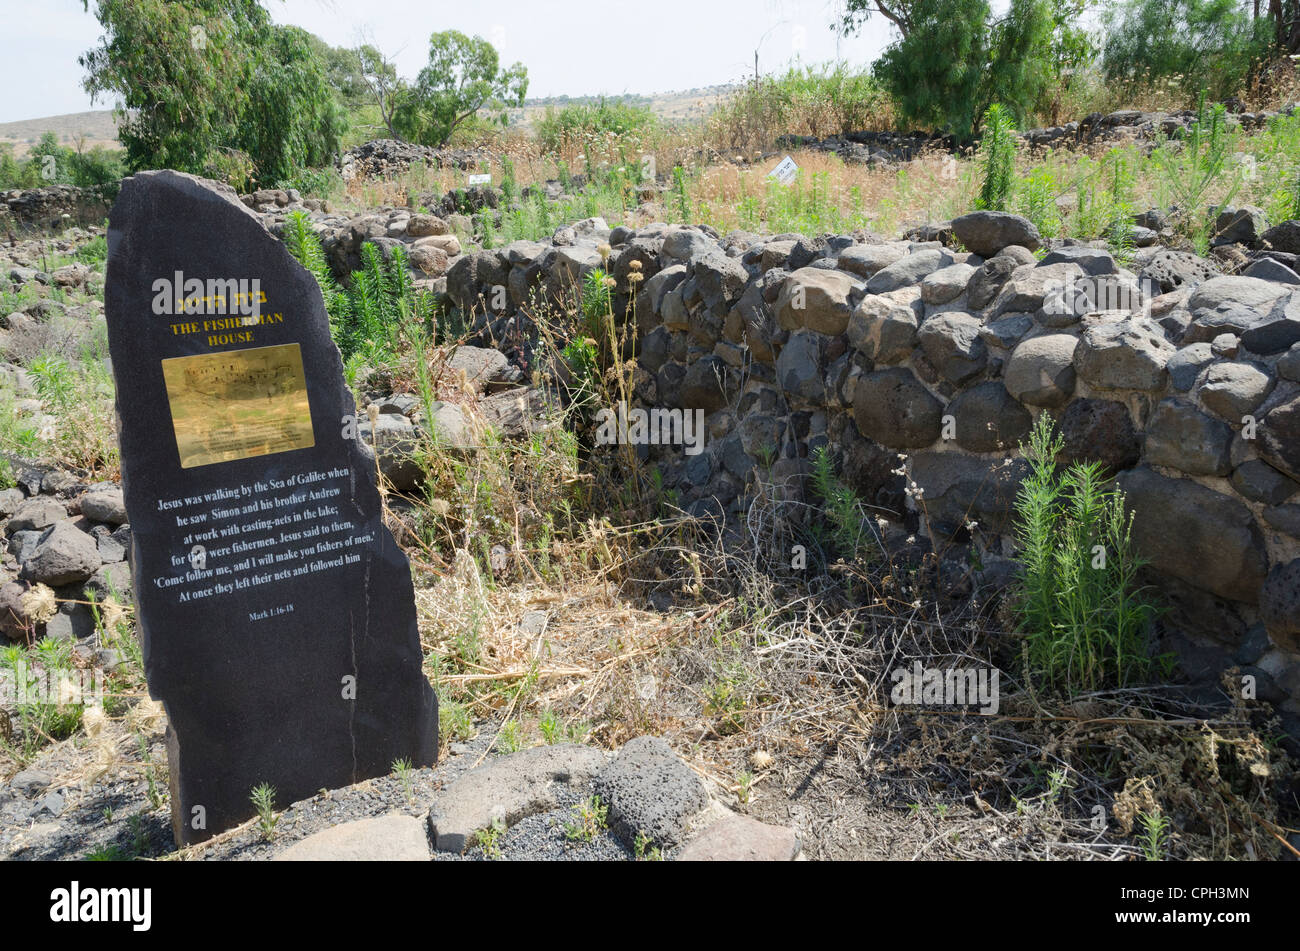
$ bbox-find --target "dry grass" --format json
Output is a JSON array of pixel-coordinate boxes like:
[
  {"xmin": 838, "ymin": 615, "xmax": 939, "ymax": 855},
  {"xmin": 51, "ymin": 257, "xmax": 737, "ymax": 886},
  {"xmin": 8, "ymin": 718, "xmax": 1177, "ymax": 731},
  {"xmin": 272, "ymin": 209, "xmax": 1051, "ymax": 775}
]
[{"xmin": 390, "ymin": 453, "xmax": 1298, "ymax": 859}]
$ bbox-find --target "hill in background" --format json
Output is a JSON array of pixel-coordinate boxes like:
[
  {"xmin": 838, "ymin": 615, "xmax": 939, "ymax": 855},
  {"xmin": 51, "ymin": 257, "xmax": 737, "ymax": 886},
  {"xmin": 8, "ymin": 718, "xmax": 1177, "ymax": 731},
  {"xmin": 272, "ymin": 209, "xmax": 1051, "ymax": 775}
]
[
  {"xmin": 0, "ymin": 110, "xmax": 121, "ymax": 158},
  {"xmin": 1, "ymin": 85, "xmax": 740, "ymax": 160}
]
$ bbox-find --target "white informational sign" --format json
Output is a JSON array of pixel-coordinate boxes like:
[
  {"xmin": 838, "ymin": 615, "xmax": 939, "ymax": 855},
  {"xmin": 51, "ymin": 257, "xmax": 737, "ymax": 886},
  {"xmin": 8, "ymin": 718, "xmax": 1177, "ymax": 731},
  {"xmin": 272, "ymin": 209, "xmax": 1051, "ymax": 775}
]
[
  {"xmin": 767, "ymin": 155, "xmax": 798, "ymax": 185},
  {"xmin": 468, "ymin": 173, "xmax": 492, "ymax": 185}
]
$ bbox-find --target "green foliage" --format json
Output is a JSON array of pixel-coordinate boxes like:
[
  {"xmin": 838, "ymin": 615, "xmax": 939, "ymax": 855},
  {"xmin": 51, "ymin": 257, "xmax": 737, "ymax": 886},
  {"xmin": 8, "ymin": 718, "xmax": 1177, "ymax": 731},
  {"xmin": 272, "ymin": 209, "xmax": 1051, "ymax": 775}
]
[
  {"xmin": 1012, "ymin": 415, "xmax": 1159, "ymax": 693},
  {"xmin": 873, "ymin": 0, "xmax": 991, "ymax": 139},
  {"xmin": 0, "ymin": 387, "xmax": 41, "ymax": 465},
  {"xmin": 1, "ymin": 640, "xmax": 86, "ymax": 762},
  {"xmin": 239, "ymin": 25, "xmax": 347, "ymax": 185},
  {"xmin": 275, "ymin": 165, "xmax": 343, "ymax": 200},
  {"xmin": 536, "ymin": 99, "xmax": 658, "ymax": 154},
  {"xmin": 392, "ymin": 30, "xmax": 527, "ymax": 147},
  {"xmin": 634, "ymin": 830, "xmax": 663, "ymax": 861},
  {"xmin": 563, "ymin": 795, "xmax": 609, "ymax": 843},
  {"xmin": 673, "ymin": 166, "xmax": 690, "ymax": 222},
  {"xmin": 356, "ymin": 44, "xmax": 404, "ymax": 140},
  {"xmin": 1014, "ymin": 164, "xmax": 1065, "ymax": 236},
  {"xmin": 283, "ymin": 211, "xmax": 436, "ymax": 361},
  {"xmin": 79, "ymin": 1, "xmax": 345, "ymax": 188},
  {"xmin": 249, "ymin": 782, "xmax": 278, "ymax": 840},
  {"xmin": 1139, "ymin": 808, "xmax": 1172, "ymax": 859},
  {"xmin": 283, "ymin": 210, "xmax": 337, "ymax": 292},
  {"xmin": 439, "ymin": 700, "xmax": 474, "ymax": 744},
  {"xmin": 538, "ymin": 708, "xmax": 562, "ymax": 745},
  {"xmin": 562, "ymin": 337, "xmax": 600, "ymax": 408},
  {"xmin": 471, "ymin": 817, "xmax": 506, "ymax": 859},
  {"xmin": 1073, "ymin": 145, "xmax": 1139, "ymax": 240},
  {"xmin": 497, "ymin": 719, "xmax": 525, "ymax": 753},
  {"xmin": 710, "ymin": 63, "xmax": 893, "ymax": 150},
  {"xmin": 75, "ymin": 235, "xmax": 109, "ymax": 267},
  {"xmin": 1152, "ymin": 96, "xmax": 1242, "ymax": 251},
  {"xmin": 984, "ymin": 0, "xmax": 1057, "ymax": 124},
  {"xmin": 25, "ymin": 353, "xmax": 118, "ymax": 472},
  {"xmin": 809, "ymin": 446, "xmax": 874, "ymax": 561},
  {"xmin": 1102, "ymin": 0, "xmax": 1271, "ymax": 99},
  {"xmin": 392, "ymin": 757, "xmax": 416, "ymax": 803},
  {"xmin": 304, "ymin": 35, "xmax": 371, "ymax": 111},
  {"xmin": 976, "ymin": 104, "xmax": 1017, "ymax": 211},
  {"xmin": 0, "ymin": 134, "xmax": 126, "ymax": 191},
  {"xmin": 1036, "ymin": 0, "xmax": 1101, "ymax": 121},
  {"xmin": 581, "ymin": 267, "xmax": 613, "ymax": 330},
  {"xmin": 500, "ymin": 156, "xmax": 517, "ymax": 204},
  {"xmin": 872, "ymin": 0, "xmax": 1091, "ymax": 137}
]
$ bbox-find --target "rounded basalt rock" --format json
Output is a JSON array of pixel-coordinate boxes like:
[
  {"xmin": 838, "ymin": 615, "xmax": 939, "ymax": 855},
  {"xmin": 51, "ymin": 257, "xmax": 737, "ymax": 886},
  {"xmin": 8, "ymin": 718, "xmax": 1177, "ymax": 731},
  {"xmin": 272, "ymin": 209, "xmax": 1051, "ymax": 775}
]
[
  {"xmin": 1004, "ymin": 334, "xmax": 1078, "ymax": 407},
  {"xmin": 852, "ymin": 368, "xmax": 944, "ymax": 449},
  {"xmin": 1260, "ymin": 558, "xmax": 1300, "ymax": 651},
  {"xmin": 947, "ymin": 381, "xmax": 1032, "ymax": 453},
  {"xmin": 1056, "ymin": 398, "xmax": 1139, "ymax": 474}
]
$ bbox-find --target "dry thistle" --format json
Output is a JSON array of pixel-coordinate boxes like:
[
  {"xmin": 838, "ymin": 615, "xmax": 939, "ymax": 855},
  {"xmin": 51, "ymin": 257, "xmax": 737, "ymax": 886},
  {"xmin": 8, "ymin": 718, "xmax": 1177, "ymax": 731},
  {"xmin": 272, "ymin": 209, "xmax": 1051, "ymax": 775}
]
[{"xmin": 20, "ymin": 583, "xmax": 58, "ymax": 625}]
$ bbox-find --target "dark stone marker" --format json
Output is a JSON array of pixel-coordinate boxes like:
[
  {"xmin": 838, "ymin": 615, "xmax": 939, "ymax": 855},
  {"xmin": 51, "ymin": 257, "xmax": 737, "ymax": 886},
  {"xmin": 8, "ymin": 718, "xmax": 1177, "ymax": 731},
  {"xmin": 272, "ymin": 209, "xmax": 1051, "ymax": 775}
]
[{"xmin": 105, "ymin": 171, "xmax": 436, "ymax": 845}]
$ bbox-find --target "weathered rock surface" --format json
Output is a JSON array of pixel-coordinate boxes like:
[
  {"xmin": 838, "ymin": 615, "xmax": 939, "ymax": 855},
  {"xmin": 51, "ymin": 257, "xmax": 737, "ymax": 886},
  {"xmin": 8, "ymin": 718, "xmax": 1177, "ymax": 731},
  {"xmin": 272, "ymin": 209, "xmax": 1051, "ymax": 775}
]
[
  {"xmin": 1117, "ymin": 467, "xmax": 1267, "ymax": 602},
  {"xmin": 592, "ymin": 737, "xmax": 710, "ymax": 851},
  {"xmin": 274, "ymin": 814, "xmax": 431, "ymax": 861},
  {"xmin": 427, "ymin": 744, "xmax": 607, "ymax": 852}
]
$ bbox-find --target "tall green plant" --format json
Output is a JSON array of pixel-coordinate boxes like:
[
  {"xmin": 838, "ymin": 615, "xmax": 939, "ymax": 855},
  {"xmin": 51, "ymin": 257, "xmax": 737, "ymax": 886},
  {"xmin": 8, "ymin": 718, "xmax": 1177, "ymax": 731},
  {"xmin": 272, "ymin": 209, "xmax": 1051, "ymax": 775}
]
[
  {"xmin": 672, "ymin": 166, "xmax": 690, "ymax": 223},
  {"xmin": 1012, "ymin": 415, "xmax": 1158, "ymax": 693},
  {"xmin": 810, "ymin": 446, "xmax": 874, "ymax": 561},
  {"xmin": 80, "ymin": 1, "xmax": 345, "ymax": 187},
  {"xmin": 283, "ymin": 212, "xmax": 434, "ymax": 361},
  {"xmin": 1152, "ymin": 95, "xmax": 1242, "ymax": 252},
  {"xmin": 976, "ymin": 103, "xmax": 1017, "ymax": 211}
]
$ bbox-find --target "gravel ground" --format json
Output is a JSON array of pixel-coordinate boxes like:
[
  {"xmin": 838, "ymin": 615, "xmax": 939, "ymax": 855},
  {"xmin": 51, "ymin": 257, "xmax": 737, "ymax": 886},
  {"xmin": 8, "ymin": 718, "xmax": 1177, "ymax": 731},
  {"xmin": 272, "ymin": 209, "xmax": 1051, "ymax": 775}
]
[{"xmin": 1, "ymin": 719, "xmax": 639, "ymax": 861}]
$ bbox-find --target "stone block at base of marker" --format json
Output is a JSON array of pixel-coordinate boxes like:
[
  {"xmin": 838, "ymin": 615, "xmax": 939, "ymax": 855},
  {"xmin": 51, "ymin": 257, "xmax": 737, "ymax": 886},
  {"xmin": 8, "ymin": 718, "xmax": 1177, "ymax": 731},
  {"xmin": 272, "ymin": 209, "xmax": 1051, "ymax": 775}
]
[{"xmin": 104, "ymin": 170, "xmax": 437, "ymax": 846}]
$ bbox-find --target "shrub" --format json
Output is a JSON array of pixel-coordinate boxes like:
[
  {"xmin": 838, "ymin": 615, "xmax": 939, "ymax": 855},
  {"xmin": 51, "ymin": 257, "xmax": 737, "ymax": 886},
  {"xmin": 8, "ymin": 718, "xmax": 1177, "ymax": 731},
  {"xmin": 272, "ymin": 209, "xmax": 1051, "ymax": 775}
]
[
  {"xmin": 26, "ymin": 352, "xmax": 118, "ymax": 473},
  {"xmin": 1152, "ymin": 96, "xmax": 1242, "ymax": 251},
  {"xmin": 1102, "ymin": 0, "xmax": 1271, "ymax": 101},
  {"xmin": 275, "ymin": 165, "xmax": 343, "ymax": 200},
  {"xmin": 1014, "ymin": 163, "xmax": 1065, "ymax": 237},
  {"xmin": 80, "ymin": 3, "xmax": 346, "ymax": 188},
  {"xmin": 1073, "ymin": 145, "xmax": 1139, "ymax": 240},
  {"xmin": 707, "ymin": 63, "xmax": 893, "ymax": 151},
  {"xmin": 975, "ymin": 103, "xmax": 1017, "ymax": 211},
  {"xmin": 283, "ymin": 210, "xmax": 437, "ymax": 360},
  {"xmin": 872, "ymin": 0, "xmax": 1062, "ymax": 139},
  {"xmin": 810, "ymin": 446, "xmax": 875, "ymax": 561},
  {"xmin": 535, "ymin": 99, "xmax": 658, "ymax": 155},
  {"xmin": 1, "ymin": 640, "xmax": 86, "ymax": 762},
  {"xmin": 1012, "ymin": 415, "xmax": 1159, "ymax": 693}
]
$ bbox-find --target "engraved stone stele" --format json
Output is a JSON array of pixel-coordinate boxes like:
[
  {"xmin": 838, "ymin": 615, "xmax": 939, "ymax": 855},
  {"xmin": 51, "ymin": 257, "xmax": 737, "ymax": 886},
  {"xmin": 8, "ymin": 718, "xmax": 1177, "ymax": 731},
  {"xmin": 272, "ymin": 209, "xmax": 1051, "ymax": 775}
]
[{"xmin": 105, "ymin": 170, "xmax": 437, "ymax": 845}]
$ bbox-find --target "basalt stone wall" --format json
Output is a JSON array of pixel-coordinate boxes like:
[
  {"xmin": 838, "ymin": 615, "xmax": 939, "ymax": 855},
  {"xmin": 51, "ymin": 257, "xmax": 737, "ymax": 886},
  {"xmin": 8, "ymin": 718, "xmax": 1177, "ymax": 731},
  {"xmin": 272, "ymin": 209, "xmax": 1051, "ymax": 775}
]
[
  {"xmin": 1, "ymin": 185, "xmax": 114, "ymax": 232},
  {"xmin": 442, "ymin": 211, "xmax": 1300, "ymax": 717},
  {"xmin": 779, "ymin": 103, "xmax": 1298, "ymax": 165}
]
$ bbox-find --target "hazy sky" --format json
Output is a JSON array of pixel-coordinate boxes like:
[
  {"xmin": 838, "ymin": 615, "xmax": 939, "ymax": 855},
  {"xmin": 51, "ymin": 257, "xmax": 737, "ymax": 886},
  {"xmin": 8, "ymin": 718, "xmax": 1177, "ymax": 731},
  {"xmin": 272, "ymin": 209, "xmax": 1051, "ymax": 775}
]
[{"xmin": 0, "ymin": 0, "xmax": 896, "ymax": 123}]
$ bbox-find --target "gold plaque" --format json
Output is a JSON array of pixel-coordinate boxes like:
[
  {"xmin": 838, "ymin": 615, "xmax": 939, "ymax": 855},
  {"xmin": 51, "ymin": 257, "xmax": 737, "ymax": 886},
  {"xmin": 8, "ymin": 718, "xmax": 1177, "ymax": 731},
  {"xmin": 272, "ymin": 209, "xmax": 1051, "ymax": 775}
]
[{"xmin": 161, "ymin": 343, "xmax": 315, "ymax": 469}]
